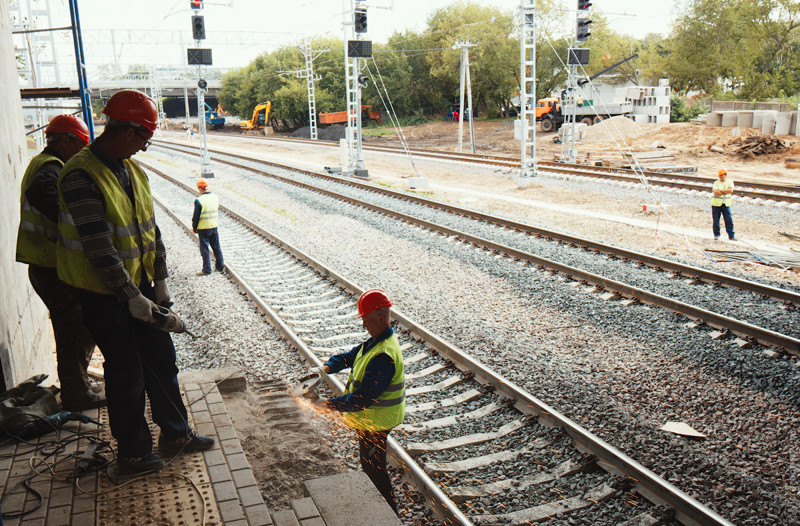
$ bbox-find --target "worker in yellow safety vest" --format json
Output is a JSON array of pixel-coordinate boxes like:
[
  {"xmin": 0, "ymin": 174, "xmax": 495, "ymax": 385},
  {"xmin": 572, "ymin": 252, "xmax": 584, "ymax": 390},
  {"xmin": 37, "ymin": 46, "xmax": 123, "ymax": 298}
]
[
  {"xmin": 15, "ymin": 114, "xmax": 106, "ymax": 411},
  {"xmin": 711, "ymin": 169, "xmax": 736, "ymax": 241},
  {"xmin": 57, "ymin": 89, "xmax": 214, "ymax": 476},
  {"xmin": 312, "ymin": 289, "xmax": 405, "ymax": 514},
  {"xmin": 192, "ymin": 178, "xmax": 225, "ymax": 275}
]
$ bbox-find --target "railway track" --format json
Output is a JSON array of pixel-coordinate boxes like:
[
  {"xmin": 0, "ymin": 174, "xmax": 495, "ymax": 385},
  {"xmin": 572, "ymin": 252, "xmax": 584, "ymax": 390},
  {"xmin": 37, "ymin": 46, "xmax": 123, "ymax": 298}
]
[
  {"xmin": 147, "ymin": 141, "xmax": 800, "ymax": 356},
  {"xmin": 200, "ymin": 133, "xmax": 800, "ymax": 204},
  {"xmin": 144, "ymin": 161, "xmax": 733, "ymax": 526}
]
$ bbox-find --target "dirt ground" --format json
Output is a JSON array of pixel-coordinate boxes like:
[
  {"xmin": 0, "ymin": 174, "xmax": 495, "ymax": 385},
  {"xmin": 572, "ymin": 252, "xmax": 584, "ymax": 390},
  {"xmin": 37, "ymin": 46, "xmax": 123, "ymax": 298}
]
[
  {"xmin": 220, "ymin": 387, "xmax": 349, "ymax": 509},
  {"xmin": 369, "ymin": 119, "xmax": 800, "ymax": 184}
]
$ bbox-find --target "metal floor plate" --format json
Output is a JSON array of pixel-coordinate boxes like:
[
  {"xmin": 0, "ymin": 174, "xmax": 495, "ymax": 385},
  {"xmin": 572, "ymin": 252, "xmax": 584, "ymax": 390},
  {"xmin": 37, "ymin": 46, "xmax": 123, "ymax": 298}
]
[{"xmin": 96, "ymin": 403, "xmax": 221, "ymax": 525}]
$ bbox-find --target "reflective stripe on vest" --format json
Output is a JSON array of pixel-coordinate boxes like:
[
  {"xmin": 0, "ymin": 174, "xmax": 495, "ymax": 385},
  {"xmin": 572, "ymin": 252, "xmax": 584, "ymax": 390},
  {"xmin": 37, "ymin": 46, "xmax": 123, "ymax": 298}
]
[
  {"xmin": 56, "ymin": 148, "xmax": 157, "ymax": 294},
  {"xmin": 197, "ymin": 192, "xmax": 219, "ymax": 229},
  {"xmin": 342, "ymin": 334, "xmax": 405, "ymax": 431},
  {"xmin": 15, "ymin": 153, "xmax": 63, "ymax": 267},
  {"xmin": 711, "ymin": 179, "xmax": 733, "ymax": 207}
]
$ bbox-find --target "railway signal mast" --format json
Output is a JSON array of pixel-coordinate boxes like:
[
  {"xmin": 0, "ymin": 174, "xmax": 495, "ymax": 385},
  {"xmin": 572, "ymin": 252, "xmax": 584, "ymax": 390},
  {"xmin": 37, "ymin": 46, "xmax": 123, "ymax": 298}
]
[
  {"xmin": 342, "ymin": 0, "xmax": 371, "ymax": 178},
  {"xmin": 189, "ymin": 0, "xmax": 213, "ymax": 177},
  {"xmin": 563, "ymin": 0, "xmax": 592, "ymax": 163},
  {"xmin": 518, "ymin": 0, "xmax": 537, "ymax": 184}
]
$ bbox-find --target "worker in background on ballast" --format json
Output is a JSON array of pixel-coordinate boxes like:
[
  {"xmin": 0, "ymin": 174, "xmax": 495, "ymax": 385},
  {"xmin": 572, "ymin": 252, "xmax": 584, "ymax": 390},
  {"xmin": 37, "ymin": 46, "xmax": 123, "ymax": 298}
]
[
  {"xmin": 311, "ymin": 289, "xmax": 405, "ymax": 514},
  {"xmin": 192, "ymin": 178, "xmax": 225, "ymax": 276},
  {"xmin": 712, "ymin": 168, "xmax": 737, "ymax": 241},
  {"xmin": 15, "ymin": 115, "xmax": 106, "ymax": 412},
  {"xmin": 57, "ymin": 90, "xmax": 214, "ymax": 476}
]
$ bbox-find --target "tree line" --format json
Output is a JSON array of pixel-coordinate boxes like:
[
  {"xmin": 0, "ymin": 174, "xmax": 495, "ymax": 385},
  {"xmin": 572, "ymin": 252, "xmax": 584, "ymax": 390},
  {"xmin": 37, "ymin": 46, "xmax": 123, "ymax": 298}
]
[{"xmin": 217, "ymin": 0, "xmax": 800, "ymax": 124}]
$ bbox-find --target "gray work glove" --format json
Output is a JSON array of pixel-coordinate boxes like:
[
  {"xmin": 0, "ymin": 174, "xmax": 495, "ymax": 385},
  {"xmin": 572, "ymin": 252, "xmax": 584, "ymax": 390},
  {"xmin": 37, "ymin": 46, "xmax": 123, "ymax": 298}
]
[
  {"xmin": 153, "ymin": 279, "xmax": 171, "ymax": 306},
  {"xmin": 128, "ymin": 293, "xmax": 156, "ymax": 323}
]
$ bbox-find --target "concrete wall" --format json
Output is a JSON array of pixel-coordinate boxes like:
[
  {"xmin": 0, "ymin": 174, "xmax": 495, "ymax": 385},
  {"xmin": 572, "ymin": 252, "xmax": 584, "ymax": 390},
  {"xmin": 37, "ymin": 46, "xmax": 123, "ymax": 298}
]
[{"xmin": 0, "ymin": 1, "xmax": 56, "ymax": 391}]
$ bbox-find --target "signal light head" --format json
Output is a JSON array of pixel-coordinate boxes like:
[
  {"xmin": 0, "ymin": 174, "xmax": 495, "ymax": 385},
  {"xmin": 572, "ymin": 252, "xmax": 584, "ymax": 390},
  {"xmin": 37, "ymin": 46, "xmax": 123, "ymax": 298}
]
[
  {"xmin": 576, "ymin": 17, "xmax": 591, "ymax": 41},
  {"xmin": 354, "ymin": 8, "xmax": 367, "ymax": 33},
  {"xmin": 578, "ymin": 0, "xmax": 591, "ymax": 10},
  {"xmin": 190, "ymin": 0, "xmax": 201, "ymax": 9}
]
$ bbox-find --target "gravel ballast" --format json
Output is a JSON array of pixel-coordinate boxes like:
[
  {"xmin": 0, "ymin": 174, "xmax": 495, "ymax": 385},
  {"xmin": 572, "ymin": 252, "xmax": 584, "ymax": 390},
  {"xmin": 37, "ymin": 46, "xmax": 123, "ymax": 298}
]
[{"xmin": 143, "ymin": 146, "xmax": 800, "ymax": 525}]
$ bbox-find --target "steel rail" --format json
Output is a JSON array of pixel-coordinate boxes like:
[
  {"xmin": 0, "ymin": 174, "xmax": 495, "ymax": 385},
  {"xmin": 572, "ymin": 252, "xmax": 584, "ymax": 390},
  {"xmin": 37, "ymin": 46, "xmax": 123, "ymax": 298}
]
[
  {"xmin": 151, "ymin": 140, "xmax": 800, "ymax": 309},
  {"xmin": 145, "ymin": 161, "xmax": 734, "ymax": 526}
]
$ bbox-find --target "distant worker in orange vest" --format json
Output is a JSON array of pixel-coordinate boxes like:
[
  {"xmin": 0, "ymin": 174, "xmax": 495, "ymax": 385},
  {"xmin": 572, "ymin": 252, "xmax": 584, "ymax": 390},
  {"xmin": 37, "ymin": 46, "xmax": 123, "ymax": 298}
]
[
  {"xmin": 15, "ymin": 114, "xmax": 106, "ymax": 411},
  {"xmin": 711, "ymin": 169, "xmax": 736, "ymax": 241},
  {"xmin": 192, "ymin": 178, "xmax": 225, "ymax": 275}
]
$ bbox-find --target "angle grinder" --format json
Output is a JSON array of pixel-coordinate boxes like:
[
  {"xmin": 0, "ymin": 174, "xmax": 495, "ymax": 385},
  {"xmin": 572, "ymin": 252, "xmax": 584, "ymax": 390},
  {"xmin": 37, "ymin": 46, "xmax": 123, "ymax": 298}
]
[
  {"xmin": 290, "ymin": 373, "xmax": 322, "ymax": 399},
  {"xmin": 150, "ymin": 305, "xmax": 198, "ymax": 338}
]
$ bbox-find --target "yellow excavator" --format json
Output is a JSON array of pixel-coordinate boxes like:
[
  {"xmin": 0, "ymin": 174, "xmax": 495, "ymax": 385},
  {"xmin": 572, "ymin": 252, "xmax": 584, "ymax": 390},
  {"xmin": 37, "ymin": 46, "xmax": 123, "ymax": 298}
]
[{"xmin": 239, "ymin": 101, "xmax": 271, "ymax": 130}]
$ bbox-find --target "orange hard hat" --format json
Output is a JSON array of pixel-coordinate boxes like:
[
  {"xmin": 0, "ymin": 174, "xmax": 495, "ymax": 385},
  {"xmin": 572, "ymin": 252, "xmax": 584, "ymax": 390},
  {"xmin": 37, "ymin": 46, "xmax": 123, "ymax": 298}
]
[
  {"xmin": 718, "ymin": 169, "xmax": 727, "ymax": 176},
  {"xmin": 45, "ymin": 115, "xmax": 90, "ymax": 145},
  {"xmin": 357, "ymin": 289, "xmax": 392, "ymax": 318},
  {"xmin": 196, "ymin": 178, "xmax": 209, "ymax": 188},
  {"xmin": 102, "ymin": 89, "xmax": 158, "ymax": 132}
]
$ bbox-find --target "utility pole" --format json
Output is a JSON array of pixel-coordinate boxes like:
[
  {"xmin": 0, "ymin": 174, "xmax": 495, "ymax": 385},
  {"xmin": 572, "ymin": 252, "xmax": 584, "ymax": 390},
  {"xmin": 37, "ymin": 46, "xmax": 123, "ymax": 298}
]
[
  {"xmin": 296, "ymin": 41, "xmax": 326, "ymax": 140},
  {"xmin": 518, "ymin": 0, "xmax": 536, "ymax": 184},
  {"xmin": 453, "ymin": 39, "xmax": 477, "ymax": 154}
]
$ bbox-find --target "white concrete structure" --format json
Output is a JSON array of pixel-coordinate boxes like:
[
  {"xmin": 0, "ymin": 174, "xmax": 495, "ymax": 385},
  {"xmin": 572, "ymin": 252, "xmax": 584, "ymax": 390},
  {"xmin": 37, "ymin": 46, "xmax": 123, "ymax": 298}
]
[
  {"xmin": 621, "ymin": 82, "xmax": 671, "ymax": 124},
  {"xmin": 0, "ymin": 1, "xmax": 57, "ymax": 391},
  {"xmin": 575, "ymin": 79, "xmax": 671, "ymax": 124}
]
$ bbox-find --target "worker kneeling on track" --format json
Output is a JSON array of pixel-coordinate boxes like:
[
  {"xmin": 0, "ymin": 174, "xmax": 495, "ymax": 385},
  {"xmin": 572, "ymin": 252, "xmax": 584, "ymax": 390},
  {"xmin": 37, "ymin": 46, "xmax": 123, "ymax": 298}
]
[
  {"xmin": 311, "ymin": 289, "xmax": 405, "ymax": 514},
  {"xmin": 15, "ymin": 114, "xmax": 106, "ymax": 412},
  {"xmin": 56, "ymin": 89, "xmax": 214, "ymax": 476}
]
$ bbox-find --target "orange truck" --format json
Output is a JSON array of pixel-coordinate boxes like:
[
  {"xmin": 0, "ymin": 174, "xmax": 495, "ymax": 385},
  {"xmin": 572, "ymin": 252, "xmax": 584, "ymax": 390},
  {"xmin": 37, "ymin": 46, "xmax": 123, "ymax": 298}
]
[{"xmin": 318, "ymin": 106, "xmax": 381, "ymax": 127}]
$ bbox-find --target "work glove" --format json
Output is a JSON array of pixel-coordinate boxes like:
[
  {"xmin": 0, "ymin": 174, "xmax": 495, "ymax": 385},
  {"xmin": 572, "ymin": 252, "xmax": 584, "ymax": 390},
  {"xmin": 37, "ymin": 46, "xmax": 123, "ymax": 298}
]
[
  {"xmin": 128, "ymin": 293, "xmax": 156, "ymax": 323},
  {"xmin": 153, "ymin": 279, "xmax": 171, "ymax": 306}
]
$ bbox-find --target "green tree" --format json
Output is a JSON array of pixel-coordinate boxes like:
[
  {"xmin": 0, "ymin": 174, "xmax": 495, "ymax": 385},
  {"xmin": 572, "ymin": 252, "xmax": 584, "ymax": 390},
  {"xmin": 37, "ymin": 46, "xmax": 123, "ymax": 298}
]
[{"xmin": 423, "ymin": 2, "xmax": 519, "ymax": 115}]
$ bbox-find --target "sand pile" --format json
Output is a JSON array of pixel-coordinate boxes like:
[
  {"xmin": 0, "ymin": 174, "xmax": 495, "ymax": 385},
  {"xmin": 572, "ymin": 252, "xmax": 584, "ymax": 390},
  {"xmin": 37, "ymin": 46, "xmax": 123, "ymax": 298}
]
[{"xmin": 583, "ymin": 115, "xmax": 645, "ymax": 143}]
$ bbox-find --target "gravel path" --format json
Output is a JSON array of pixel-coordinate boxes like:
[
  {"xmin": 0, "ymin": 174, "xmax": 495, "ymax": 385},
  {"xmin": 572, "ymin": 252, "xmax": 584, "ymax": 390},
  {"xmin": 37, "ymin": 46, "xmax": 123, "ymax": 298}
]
[{"xmin": 144, "ymin": 147, "xmax": 800, "ymax": 525}]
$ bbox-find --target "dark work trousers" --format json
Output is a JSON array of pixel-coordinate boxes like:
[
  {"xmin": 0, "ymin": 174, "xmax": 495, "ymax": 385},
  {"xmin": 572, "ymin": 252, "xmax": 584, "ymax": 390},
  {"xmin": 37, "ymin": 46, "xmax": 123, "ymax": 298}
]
[
  {"xmin": 712, "ymin": 205, "xmax": 735, "ymax": 239},
  {"xmin": 197, "ymin": 228, "xmax": 224, "ymax": 274},
  {"xmin": 27, "ymin": 265, "xmax": 95, "ymax": 401},
  {"xmin": 356, "ymin": 428, "xmax": 398, "ymax": 514},
  {"xmin": 78, "ymin": 280, "xmax": 189, "ymax": 458}
]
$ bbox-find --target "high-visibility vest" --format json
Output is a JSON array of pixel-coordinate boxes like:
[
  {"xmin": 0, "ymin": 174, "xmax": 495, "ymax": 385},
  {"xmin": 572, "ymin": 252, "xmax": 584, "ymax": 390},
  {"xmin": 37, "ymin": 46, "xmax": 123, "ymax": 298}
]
[
  {"xmin": 342, "ymin": 334, "xmax": 405, "ymax": 431},
  {"xmin": 56, "ymin": 148, "xmax": 157, "ymax": 294},
  {"xmin": 196, "ymin": 192, "xmax": 219, "ymax": 229},
  {"xmin": 16, "ymin": 153, "xmax": 63, "ymax": 268},
  {"xmin": 711, "ymin": 179, "xmax": 733, "ymax": 207}
]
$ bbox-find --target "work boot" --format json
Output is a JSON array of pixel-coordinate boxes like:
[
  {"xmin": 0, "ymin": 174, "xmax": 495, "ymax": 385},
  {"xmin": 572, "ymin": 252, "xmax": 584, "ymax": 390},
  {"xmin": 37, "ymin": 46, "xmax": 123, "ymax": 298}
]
[
  {"xmin": 115, "ymin": 453, "xmax": 165, "ymax": 475},
  {"xmin": 196, "ymin": 270, "xmax": 211, "ymax": 276},
  {"xmin": 158, "ymin": 429, "xmax": 215, "ymax": 453},
  {"xmin": 62, "ymin": 390, "xmax": 107, "ymax": 411}
]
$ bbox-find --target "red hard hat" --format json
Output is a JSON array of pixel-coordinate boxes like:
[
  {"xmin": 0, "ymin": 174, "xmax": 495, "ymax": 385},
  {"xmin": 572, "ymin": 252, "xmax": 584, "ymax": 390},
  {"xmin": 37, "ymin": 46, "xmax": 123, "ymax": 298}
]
[
  {"xmin": 196, "ymin": 178, "xmax": 208, "ymax": 188},
  {"xmin": 45, "ymin": 115, "xmax": 90, "ymax": 145},
  {"xmin": 102, "ymin": 90, "xmax": 158, "ymax": 132},
  {"xmin": 357, "ymin": 289, "xmax": 393, "ymax": 317}
]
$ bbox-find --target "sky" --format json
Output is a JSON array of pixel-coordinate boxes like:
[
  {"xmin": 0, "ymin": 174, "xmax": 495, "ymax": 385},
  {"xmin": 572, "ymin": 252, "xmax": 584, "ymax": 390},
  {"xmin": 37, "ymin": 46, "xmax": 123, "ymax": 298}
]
[{"xmin": 20, "ymin": 0, "xmax": 680, "ymax": 81}]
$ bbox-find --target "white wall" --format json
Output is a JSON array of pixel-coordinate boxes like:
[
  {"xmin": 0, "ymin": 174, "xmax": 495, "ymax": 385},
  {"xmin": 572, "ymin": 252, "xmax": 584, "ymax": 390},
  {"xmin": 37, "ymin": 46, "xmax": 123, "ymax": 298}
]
[{"xmin": 0, "ymin": 1, "xmax": 57, "ymax": 391}]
